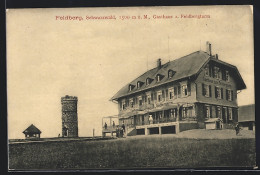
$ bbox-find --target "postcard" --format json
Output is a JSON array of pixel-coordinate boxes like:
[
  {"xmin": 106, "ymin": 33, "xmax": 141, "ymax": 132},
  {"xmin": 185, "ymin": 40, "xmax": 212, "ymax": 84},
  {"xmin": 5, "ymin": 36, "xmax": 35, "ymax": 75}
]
[{"xmin": 6, "ymin": 5, "xmax": 255, "ymax": 170}]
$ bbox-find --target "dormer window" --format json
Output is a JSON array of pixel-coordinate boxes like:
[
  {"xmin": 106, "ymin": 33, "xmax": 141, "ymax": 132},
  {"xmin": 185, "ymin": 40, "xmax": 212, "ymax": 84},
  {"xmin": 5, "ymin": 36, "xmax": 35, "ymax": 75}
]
[
  {"xmin": 137, "ymin": 81, "xmax": 144, "ymax": 89},
  {"xmin": 146, "ymin": 78, "xmax": 150, "ymax": 85},
  {"xmin": 156, "ymin": 74, "xmax": 163, "ymax": 82},
  {"xmin": 137, "ymin": 82, "xmax": 140, "ymax": 88},
  {"xmin": 168, "ymin": 70, "xmax": 175, "ymax": 78},
  {"xmin": 129, "ymin": 84, "xmax": 135, "ymax": 91}
]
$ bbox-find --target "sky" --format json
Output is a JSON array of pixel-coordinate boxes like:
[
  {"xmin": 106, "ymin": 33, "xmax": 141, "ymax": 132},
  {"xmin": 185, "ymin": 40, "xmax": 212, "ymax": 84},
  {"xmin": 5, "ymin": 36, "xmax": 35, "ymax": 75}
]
[{"xmin": 7, "ymin": 6, "xmax": 254, "ymax": 139}]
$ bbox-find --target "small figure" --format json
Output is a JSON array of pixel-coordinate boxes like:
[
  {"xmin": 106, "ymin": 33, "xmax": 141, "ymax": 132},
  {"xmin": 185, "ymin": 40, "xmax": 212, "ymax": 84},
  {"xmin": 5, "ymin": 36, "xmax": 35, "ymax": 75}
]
[
  {"xmin": 113, "ymin": 121, "xmax": 115, "ymax": 128},
  {"xmin": 235, "ymin": 123, "xmax": 241, "ymax": 135},
  {"xmin": 116, "ymin": 126, "xmax": 119, "ymax": 137},
  {"xmin": 104, "ymin": 122, "xmax": 107, "ymax": 129},
  {"xmin": 122, "ymin": 122, "xmax": 125, "ymax": 132}
]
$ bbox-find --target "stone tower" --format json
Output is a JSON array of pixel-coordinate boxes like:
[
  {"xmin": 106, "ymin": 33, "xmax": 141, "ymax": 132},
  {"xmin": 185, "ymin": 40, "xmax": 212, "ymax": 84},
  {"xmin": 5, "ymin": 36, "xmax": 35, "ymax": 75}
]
[{"xmin": 61, "ymin": 95, "xmax": 78, "ymax": 137}]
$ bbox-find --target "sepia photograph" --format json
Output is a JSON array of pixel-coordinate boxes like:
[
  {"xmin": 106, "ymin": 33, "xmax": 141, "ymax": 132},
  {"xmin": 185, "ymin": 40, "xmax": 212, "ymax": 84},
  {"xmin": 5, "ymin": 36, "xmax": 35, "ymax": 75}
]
[{"xmin": 6, "ymin": 5, "xmax": 255, "ymax": 170}]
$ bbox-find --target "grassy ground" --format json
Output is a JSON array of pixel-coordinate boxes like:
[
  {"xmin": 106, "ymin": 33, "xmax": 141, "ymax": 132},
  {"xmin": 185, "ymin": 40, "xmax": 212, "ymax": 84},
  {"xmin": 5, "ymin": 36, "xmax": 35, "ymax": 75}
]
[{"xmin": 9, "ymin": 130, "xmax": 256, "ymax": 170}]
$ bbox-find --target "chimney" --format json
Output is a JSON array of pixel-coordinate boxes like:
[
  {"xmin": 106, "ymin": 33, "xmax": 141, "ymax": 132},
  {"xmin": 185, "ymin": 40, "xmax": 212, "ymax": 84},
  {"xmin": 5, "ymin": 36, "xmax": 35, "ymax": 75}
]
[
  {"xmin": 157, "ymin": 58, "xmax": 162, "ymax": 69},
  {"xmin": 215, "ymin": 54, "xmax": 218, "ymax": 60},
  {"xmin": 206, "ymin": 41, "xmax": 212, "ymax": 56}
]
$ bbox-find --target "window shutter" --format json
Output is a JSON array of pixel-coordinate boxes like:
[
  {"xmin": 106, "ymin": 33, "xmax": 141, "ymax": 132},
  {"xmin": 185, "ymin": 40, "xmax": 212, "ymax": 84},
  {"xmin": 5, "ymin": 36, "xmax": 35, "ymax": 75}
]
[
  {"xmin": 162, "ymin": 90, "xmax": 165, "ymax": 98},
  {"xmin": 215, "ymin": 87, "xmax": 217, "ymax": 98},
  {"xmin": 209, "ymin": 85, "xmax": 212, "ymax": 97},
  {"xmin": 145, "ymin": 95, "xmax": 147, "ymax": 103},
  {"xmin": 154, "ymin": 92, "xmax": 157, "ymax": 100},
  {"xmin": 151, "ymin": 93, "xmax": 153, "ymax": 101},
  {"xmin": 210, "ymin": 106, "xmax": 212, "ymax": 118},
  {"xmin": 177, "ymin": 86, "xmax": 181, "ymax": 98},
  {"xmin": 231, "ymin": 90, "xmax": 234, "ymax": 101},
  {"xmin": 222, "ymin": 70, "xmax": 226, "ymax": 81},
  {"xmin": 188, "ymin": 83, "xmax": 191, "ymax": 95},
  {"xmin": 166, "ymin": 89, "xmax": 168, "ymax": 98},
  {"xmin": 221, "ymin": 88, "xmax": 223, "ymax": 99},
  {"xmin": 174, "ymin": 87, "xmax": 177, "ymax": 96},
  {"xmin": 202, "ymin": 83, "xmax": 205, "ymax": 96},
  {"xmin": 203, "ymin": 105, "xmax": 206, "ymax": 118},
  {"xmin": 226, "ymin": 89, "xmax": 228, "ymax": 100}
]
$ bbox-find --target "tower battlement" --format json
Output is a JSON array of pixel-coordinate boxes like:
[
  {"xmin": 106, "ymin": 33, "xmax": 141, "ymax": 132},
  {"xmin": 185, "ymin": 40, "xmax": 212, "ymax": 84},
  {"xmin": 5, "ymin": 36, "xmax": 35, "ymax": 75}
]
[{"xmin": 61, "ymin": 95, "xmax": 78, "ymax": 102}]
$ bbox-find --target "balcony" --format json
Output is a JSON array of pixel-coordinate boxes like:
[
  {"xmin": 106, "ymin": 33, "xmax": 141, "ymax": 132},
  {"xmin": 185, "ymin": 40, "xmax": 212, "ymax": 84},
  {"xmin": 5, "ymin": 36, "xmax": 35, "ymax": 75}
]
[
  {"xmin": 102, "ymin": 125, "xmax": 118, "ymax": 133},
  {"xmin": 136, "ymin": 117, "xmax": 177, "ymax": 126}
]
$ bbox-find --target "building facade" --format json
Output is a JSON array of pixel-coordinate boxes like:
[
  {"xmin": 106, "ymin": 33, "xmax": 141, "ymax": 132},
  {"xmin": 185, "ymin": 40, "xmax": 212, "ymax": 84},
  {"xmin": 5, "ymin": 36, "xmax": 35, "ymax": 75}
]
[
  {"xmin": 111, "ymin": 43, "xmax": 246, "ymax": 136},
  {"xmin": 61, "ymin": 95, "xmax": 78, "ymax": 137}
]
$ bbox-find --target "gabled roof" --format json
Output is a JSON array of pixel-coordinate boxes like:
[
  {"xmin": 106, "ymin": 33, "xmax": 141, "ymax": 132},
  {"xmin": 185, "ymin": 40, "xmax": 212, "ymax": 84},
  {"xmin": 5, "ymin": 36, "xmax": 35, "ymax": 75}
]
[
  {"xmin": 23, "ymin": 124, "xmax": 41, "ymax": 134},
  {"xmin": 238, "ymin": 104, "xmax": 255, "ymax": 122},
  {"xmin": 111, "ymin": 50, "xmax": 246, "ymax": 101}
]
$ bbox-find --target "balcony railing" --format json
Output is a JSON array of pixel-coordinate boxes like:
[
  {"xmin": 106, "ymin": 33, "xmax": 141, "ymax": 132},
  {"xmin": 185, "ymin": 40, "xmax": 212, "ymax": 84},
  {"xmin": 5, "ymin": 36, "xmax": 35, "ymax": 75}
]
[
  {"xmin": 102, "ymin": 125, "xmax": 118, "ymax": 132},
  {"xmin": 135, "ymin": 117, "xmax": 177, "ymax": 126}
]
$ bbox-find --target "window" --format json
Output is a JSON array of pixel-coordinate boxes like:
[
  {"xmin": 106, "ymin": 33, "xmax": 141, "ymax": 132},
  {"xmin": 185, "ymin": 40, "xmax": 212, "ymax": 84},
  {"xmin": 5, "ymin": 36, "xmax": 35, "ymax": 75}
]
[
  {"xmin": 168, "ymin": 88, "xmax": 174, "ymax": 99},
  {"xmin": 215, "ymin": 87, "xmax": 223, "ymax": 99},
  {"xmin": 214, "ymin": 66, "xmax": 220, "ymax": 79},
  {"xmin": 228, "ymin": 108, "xmax": 233, "ymax": 120},
  {"xmin": 182, "ymin": 85, "xmax": 188, "ymax": 96},
  {"xmin": 226, "ymin": 89, "xmax": 233, "ymax": 101},
  {"xmin": 129, "ymin": 84, "xmax": 134, "ymax": 91},
  {"xmin": 202, "ymin": 84, "xmax": 211, "ymax": 97},
  {"xmin": 148, "ymin": 97, "xmax": 151, "ymax": 104},
  {"xmin": 205, "ymin": 64, "xmax": 210, "ymax": 76},
  {"xmin": 170, "ymin": 109, "xmax": 177, "ymax": 118},
  {"xmin": 146, "ymin": 78, "xmax": 150, "ymax": 85},
  {"xmin": 122, "ymin": 102, "xmax": 126, "ymax": 110},
  {"xmin": 158, "ymin": 94, "xmax": 161, "ymax": 102},
  {"xmin": 139, "ymin": 99, "xmax": 142, "ymax": 106},
  {"xmin": 157, "ymin": 91, "xmax": 162, "ymax": 102},
  {"xmin": 157, "ymin": 75, "xmax": 161, "ymax": 82},
  {"xmin": 138, "ymin": 96, "xmax": 143, "ymax": 106},
  {"xmin": 205, "ymin": 105, "xmax": 211, "ymax": 118},
  {"xmin": 137, "ymin": 82, "xmax": 140, "ymax": 88},
  {"xmin": 217, "ymin": 106, "xmax": 222, "ymax": 118},
  {"xmin": 226, "ymin": 71, "xmax": 229, "ymax": 82},
  {"xmin": 129, "ymin": 99, "xmax": 134, "ymax": 108},
  {"xmin": 182, "ymin": 108, "xmax": 188, "ymax": 118}
]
